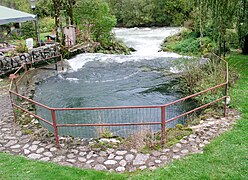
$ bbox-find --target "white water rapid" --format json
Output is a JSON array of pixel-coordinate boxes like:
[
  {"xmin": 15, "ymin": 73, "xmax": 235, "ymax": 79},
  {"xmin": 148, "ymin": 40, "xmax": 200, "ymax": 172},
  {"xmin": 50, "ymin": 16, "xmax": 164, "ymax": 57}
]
[{"xmin": 68, "ymin": 27, "xmax": 181, "ymax": 71}]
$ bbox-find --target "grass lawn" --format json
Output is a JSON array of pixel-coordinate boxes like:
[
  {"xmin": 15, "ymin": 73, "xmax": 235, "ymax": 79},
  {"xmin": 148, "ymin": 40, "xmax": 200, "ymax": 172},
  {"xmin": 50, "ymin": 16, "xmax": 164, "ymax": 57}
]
[
  {"xmin": 0, "ymin": 153, "xmax": 126, "ymax": 180},
  {"xmin": 0, "ymin": 53, "xmax": 247, "ymax": 179}
]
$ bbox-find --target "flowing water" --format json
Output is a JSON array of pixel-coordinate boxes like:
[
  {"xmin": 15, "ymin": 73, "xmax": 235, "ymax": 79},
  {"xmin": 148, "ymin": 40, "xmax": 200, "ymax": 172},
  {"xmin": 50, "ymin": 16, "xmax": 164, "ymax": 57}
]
[{"xmin": 34, "ymin": 27, "xmax": 195, "ymax": 138}]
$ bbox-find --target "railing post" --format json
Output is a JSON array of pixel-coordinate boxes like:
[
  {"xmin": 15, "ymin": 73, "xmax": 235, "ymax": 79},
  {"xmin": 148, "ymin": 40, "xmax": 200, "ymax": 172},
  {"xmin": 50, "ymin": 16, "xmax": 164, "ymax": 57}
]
[
  {"xmin": 9, "ymin": 91, "xmax": 17, "ymax": 122},
  {"xmin": 224, "ymin": 61, "xmax": 229, "ymax": 117},
  {"xmin": 224, "ymin": 82, "xmax": 229, "ymax": 117},
  {"xmin": 13, "ymin": 78, "xmax": 18, "ymax": 94},
  {"xmin": 161, "ymin": 106, "xmax": 166, "ymax": 146},
  {"xmin": 51, "ymin": 109, "xmax": 60, "ymax": 149},
  {"xmin": 9, "ymin": 74, "xmax": 18, "ymax": 94},
  {"xmin": 24, "ymin": 63, "xmax": 27, "ymax": 72}
]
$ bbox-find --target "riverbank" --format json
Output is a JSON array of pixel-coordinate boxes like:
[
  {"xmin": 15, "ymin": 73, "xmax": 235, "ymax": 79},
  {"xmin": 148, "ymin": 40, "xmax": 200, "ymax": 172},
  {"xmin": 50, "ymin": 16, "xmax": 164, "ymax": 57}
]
[{"xmin": 161, "ymin": 29, "xmax": 216, "ymax": 56}]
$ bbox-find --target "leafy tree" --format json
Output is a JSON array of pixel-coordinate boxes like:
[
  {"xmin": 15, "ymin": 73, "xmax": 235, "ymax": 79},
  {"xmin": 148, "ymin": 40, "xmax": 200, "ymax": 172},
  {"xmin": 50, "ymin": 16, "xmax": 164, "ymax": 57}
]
[
  {"xmin": 105, "ymin": 0, "xmax": 190, "ymax": 27},
  {"xmin": 0, "ymin": 0, "xmax": 31, "ymax": 12},
  {"xmin": 62, "ymin": 0, "xmax": 76, "ymax": 25},
  {"xmin": 237, "ymin": 0, "xmax": 248, "ymax": 54},
  {"xmin": 34, "ymin": 0, "xmax": 54, "ymax": 18},
  {"xmin": 74, "ymin": 0, "xmax": 117, "ymax": 45},
  {"xmin": 52, "ymin": 0, "xmax": 62, "ymax": 42},
  {"xmin": 190, "ymin": 0, "xmax": 242, "ymax": 55}
]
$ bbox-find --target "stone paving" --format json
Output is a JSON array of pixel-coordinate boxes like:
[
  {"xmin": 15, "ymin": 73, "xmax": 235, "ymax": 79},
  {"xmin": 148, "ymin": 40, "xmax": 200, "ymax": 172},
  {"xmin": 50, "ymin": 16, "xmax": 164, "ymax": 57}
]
[{"xmin": 0, "ymin": 83, "xmax": 239, "ymax": 173}]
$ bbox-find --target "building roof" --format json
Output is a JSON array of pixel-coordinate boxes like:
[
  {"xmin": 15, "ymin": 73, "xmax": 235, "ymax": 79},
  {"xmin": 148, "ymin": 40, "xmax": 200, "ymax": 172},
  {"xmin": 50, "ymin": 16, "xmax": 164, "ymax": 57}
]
[{"xmin": 0, "ymin": 5, "xmax": 37, "ymax": 25}]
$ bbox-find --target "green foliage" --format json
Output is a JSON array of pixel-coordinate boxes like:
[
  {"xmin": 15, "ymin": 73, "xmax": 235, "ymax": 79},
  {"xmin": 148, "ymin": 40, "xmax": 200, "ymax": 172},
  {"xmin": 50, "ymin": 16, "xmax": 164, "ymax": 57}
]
[
  {"xmin": 162, "ymin": 30, "xmax": 217, "ymax": 55},
  {"xmin": 167, "ymin": 37, "xmax": 200, "ymax": 54},
  {"xmin": 0, "ymin": 0, "xmax": 31, "ymax": 12},
  {"xmin": 15, "ymin": 43, "xmax": 28, "ymax": 53},
  {"xmin": 105, "ymin": 0, "xmax": 190, "ymax": 27},
  {"xmin": 226, "ymin": 29, "xmax": 240, "ymax": 49},
  {"xmin": 174, "ymin": 53, "xmax": 237, "ymax": 111},
  {"xmin": 96, "ymin": 38, "xmax": 131, "ymax": 55},
  {"xmin": 190, "ymin": 0, "xmax": 248, "ymax": 54},
  {"xmin": 38, "ymin": 17, "xmax": 56, "ymax": 33},
  {"xmin": 20, "ymin": 22, "xmax": 36, "ymax": 39},
  {"xmin": 33, "ymin": 0, "xmax": 53, "ymax": 18},
  {"xmin": 74, "ymin": 0, "xmax": 117, "ymax": 46},
  {"xmin": 99, "ymin": 128, "xmax": 114, "ymax": 138}
]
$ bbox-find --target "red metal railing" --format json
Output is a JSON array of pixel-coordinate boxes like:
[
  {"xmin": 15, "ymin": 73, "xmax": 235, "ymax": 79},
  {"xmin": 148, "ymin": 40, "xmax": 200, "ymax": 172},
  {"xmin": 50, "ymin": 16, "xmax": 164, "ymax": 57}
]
[{"xmin": 9, "ymin": 54, "xmax": 229, "ymax": 148}]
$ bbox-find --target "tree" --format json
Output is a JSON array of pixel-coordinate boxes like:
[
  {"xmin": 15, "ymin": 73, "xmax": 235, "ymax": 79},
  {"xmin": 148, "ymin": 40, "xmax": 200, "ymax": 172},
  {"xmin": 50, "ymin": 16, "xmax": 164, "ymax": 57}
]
[
  {"xmin": 0, "ymin": 0, "xmax": 31, "ymax": 12},
  {"xmin": 190, "ymin": 0, "xmax": 240, "ymax": 55},
  {"xmin": 74, "ymin": 0, "xmax": 117, "ymax": 45},
  {"xmin": 62, "ymin": 0, "xmax": 76, "ymax": 25},
  {"xmin": 237, "ymin": 0, "xmax": 248, "ymax": 54},
  {"xmin": 52, "ymin": 0, "xmax": 62, "ymax": 42},
  {"xmin": 34, "ymin": 0, "xmax": 53, "ymax": 17}
]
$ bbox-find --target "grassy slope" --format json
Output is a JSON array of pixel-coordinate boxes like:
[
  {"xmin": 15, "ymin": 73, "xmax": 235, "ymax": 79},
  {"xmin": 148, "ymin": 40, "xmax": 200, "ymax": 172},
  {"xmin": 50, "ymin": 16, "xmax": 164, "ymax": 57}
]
[
  {"xmin": 0, "ymin": 53, "xmax": 247, "ymax": 179},
  {"xmin": 0, "ymin": 153, "xmax": 127, "ymax": 180}
]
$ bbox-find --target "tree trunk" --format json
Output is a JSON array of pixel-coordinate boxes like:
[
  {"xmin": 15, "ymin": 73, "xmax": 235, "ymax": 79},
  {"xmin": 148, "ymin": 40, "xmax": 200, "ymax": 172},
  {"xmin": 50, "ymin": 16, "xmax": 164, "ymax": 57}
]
[
  {"xmin": 68, "ymin": 0, "xmax": 74, "ymax": 25},
  {"xmin": 242, "ymin": 34, "xmax": 248, "ymax": 55},
  {"xmin": 52, "ymin": 0, "xmax": 61, "ymax": 42}
]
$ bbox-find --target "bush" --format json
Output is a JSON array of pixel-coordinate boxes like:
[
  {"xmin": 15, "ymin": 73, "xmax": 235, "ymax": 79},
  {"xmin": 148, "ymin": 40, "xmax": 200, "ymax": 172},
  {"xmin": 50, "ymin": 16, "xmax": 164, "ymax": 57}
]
[
  {"xmin": 178, "ymin": 57, "xmax": 226, "ymax": 107},
  {"xmin": 226, "ymin": 29, "xmax": 239, "ymax": 49},
  {"xmin": 38, "ymin": 17, "xmax": 55, "ymax": 33},
  {"xmin": 15, "ymin": 43, "xmax": 28, "ymax": 53},
  {"xmin": 21, "ymin": 22, "xmax": 36, "ymax": 39},
  {"xmin": 166, "ymin": 37, "xmax": 200, "ymax": 54},
  {"xmin": 162, "ymin": 29, "xmax": 217, "ymax": 55}
]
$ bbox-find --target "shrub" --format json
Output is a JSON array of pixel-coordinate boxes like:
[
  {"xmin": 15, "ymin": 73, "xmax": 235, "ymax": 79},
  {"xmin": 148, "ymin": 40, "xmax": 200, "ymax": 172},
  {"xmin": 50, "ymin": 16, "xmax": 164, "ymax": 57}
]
[
  {"xmin": 15, "ymin": 43, "xmax": 28, "ymax": 53},
  {"xmin": 38, "ymin": 17, "xmax": 56, "ymax": 33},
  {"xmin": 166, "ymin": 37, "xmax": 200, "ymax": 54},
  {"xmin": 177, "ymin": 57, "xmax": 226, "ymax": 107},
  {"xmin": 226, "ymin": 29, "xmax": 239, "ymax": 49},
  {"xmin": 162, "ymin": 29, "xmax": 217, "ymax": 55},
  {"xmin": 21, "ymin": 22, "xmax": 36, "ymax": 39}
]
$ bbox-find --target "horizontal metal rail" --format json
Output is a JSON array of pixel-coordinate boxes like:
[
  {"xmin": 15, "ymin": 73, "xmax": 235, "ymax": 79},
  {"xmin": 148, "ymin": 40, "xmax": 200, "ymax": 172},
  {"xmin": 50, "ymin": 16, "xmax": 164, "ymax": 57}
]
[
  {"xmin": 164, "ymin": 83, "xmax": 227, "ymax": 107},
  {"xmin": 166, "ymin": 96, "xmax": 226, "ymax": 123},
  {"xmin": 9, "ymin": 90, "xmax": 52, "ymax": 110},
  {"xmin": 56, "ymin": 122, "xmax": 162, "ymax": 127},
  {"xmin": 53, "ymin": 105, "xmax": 163, "ymax": 111},
  {"xmin": 52, "ymin": 83, "xmax": 226, "ymax": 112},
  {"xmin": 12, "ymin": 104, "xmax": 53, "ymax": 126}
]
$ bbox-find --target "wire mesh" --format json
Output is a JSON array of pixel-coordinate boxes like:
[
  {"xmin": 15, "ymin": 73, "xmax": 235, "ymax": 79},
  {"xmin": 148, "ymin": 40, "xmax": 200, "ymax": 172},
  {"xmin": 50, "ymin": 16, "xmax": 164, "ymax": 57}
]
[
  {"xmin": 165, "ymin": 84, "xmax": 226, "ymax": 127},
  {"xmin": 54, "ymin": 107, "xmax": 162, "ymax": 138}
]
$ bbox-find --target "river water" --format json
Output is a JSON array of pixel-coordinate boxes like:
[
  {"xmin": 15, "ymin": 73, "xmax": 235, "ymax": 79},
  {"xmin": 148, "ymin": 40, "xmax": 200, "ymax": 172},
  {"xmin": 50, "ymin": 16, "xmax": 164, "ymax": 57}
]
[{"xmin": 34, "ymin": 27, "xmax": 194, "ymax": 138}]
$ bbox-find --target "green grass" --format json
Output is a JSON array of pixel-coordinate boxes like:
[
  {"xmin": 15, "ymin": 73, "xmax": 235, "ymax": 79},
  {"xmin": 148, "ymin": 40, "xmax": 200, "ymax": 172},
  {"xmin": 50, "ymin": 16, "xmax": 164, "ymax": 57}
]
[
  {"xmin": 0, "ymin": 153, "xmax": 126, "ymax": 180},
  {"xmin": 0, "ymin": 52, "xmax": 247, "ymax": 179},
  {"xmin": 162, "ymin": 29, "xmax": 217, "ymax": 56}
]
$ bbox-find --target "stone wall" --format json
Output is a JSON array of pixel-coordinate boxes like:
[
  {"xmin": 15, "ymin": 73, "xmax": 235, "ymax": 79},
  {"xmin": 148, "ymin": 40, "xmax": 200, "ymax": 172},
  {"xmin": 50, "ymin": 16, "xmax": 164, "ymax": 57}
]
[{"xmin": 0, "ymin": 45, "xmax": 60, "ymax": 77}]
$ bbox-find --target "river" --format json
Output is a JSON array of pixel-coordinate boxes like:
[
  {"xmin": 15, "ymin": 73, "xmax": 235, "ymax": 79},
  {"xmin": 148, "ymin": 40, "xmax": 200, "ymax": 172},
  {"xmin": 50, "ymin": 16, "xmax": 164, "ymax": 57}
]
[{"xmin": 34, "ymin": 27, "xmax": 194, "ymax": 138}]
